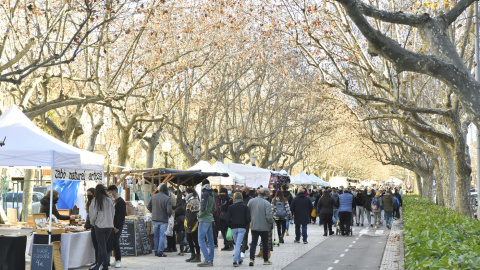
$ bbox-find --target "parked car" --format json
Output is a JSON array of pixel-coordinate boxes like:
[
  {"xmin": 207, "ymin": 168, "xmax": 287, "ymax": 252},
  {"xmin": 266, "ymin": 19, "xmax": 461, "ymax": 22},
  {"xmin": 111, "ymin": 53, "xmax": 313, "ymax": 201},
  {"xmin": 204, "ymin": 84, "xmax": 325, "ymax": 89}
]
[
  {"xmin": 33, "ymin": 186, "xmax": 50, "ymax": 195},
  {"xmin": 6, "ymin": 191, "xmax": 44, "ymax": 220}
]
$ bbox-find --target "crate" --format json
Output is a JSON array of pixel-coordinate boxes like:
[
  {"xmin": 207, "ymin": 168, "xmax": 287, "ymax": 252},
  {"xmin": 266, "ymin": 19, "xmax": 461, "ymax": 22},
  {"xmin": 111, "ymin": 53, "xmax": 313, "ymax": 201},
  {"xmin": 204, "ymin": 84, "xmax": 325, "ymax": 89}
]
[{"xmin": 32, "ymin": 213, "xmax": 64, "ymax": 235}]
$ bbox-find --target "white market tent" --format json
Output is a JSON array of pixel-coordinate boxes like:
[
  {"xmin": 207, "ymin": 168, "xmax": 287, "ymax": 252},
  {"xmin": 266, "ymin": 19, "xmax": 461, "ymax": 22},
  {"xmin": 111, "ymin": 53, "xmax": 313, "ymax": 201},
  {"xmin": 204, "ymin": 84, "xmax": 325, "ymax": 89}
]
[
  {"xmin": 225, "ymin": 163, "xmax": 271, "ymax": 188},
  {"xmin": 187, "ymin": 161, "xmax": 225, "ymax": 185},
  {"xmin": 213, "ymin": 161, "xmax": 246, "ymax": 185},
  {"xmin": 291, "ymin": 172, "xmax": 312, "ymax": 185},
  {"xmin": 0, "ymin": 105, "xmax": 104, "ymax": 242},
  {"xmin": 309, "ymin": 174, "xmax": 330, "ymax": 187},
  {"xmin": 385, "ymin": 177, "xmax": 404, "ymax": 186}
]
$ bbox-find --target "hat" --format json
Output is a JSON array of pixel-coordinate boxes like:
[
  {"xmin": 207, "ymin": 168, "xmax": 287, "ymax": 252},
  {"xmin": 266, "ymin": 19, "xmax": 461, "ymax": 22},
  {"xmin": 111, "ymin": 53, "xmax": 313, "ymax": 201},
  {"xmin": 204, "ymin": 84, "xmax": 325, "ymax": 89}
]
[{"xmin": 376, "ymin": 191, "xmax": 381, "ymax": 196}]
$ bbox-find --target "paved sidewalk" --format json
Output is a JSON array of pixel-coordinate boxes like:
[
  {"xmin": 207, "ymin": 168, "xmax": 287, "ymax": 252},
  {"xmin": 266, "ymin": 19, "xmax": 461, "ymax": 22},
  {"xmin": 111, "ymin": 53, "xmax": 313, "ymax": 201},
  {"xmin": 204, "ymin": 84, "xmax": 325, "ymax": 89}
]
[
  {"xmin": 38, "ymin": 223, "xmax": 330, "ymax": 270},
  {"xmin": 380, "ymin": 218, "xmax": 404, "ymax": 270}
]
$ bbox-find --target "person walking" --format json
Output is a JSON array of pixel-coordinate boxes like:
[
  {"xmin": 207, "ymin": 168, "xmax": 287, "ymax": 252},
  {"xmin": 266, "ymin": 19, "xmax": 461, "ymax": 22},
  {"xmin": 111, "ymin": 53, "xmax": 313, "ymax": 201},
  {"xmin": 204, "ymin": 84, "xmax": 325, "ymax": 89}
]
[
  {"xmin": 272, "ymin": 190, "xmax": 292, "ymax": 244},
  {"xmin": 354, "ymin": 190, "xmax": 365, "ymax": 226},
  {"xmin": 184, "ymin": 187, "xmax": 202, "ymax": 263},
  {"xmin": 247, "ymin": 188, "xmax": 274, "ymax": 266},
  {"xmin": 338, "ymin": 189, "xmax": 355, "ymax": 236},
  {"xmin": 290, "ymin": 188, "xmax": 313, "ymax": 244},
  {"xmin": 331, "ymin": 189, "xmax": 340, "ymax": 226},
  {"xmin": 89, "ymin": 184, "xmax": 115, "ymax": 270},
  {"xmin": 393, "ymin": 188, "xmax": 403, "ymax": 219},
  {"xmin": 85, "ymin": 188, "xmax": 99, "ymax": 270},
  {"xmin": 363, "ymin": 189, "xmax": 374, "ymax": 227},
  {"xmin": 281, "ymin": 185, "xmax": 293, "ymax": 236},
  {"xmin": 218, "ymin": 188, "xmax": 233, "ymax": 251},
  {"xmin": 147, "ymin": 184, "xmax": 173, "ymax": 257},
  {"xmin": 106, "ymin": 185, "xmax": 126, "ymax": 268},
  {"xmin": 240, "ymin": 187, "xmax": 253, "ymax": 257},
  {"xmin": 382, "ymin": 190, "xmax": 396, "ymax": 229},
  {"xmin": 227, "ymin": 192, "xmax": 251, "ymax": 267},
  {"xmin": 371, "ymin": 191, "xmax": 383, "ymax": 229},
  {"xmin": 197, "ymin": 179, "xmax": 216, "ymax": 267},
  {"xmin": 317, "ymin": 189, "xmax": 338, "ymax": 236}
]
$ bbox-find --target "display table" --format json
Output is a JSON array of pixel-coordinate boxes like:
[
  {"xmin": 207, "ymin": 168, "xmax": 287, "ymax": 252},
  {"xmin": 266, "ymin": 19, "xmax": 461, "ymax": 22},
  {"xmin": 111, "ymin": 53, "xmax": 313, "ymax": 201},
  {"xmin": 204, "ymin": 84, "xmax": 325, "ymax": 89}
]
[
  {"xmin": 31, "ymin": 231, "xmax": 95, "ymax": 270},
  {"xmin": 0, "ymin": 235, "xmax": 27, "ymax": 270}
]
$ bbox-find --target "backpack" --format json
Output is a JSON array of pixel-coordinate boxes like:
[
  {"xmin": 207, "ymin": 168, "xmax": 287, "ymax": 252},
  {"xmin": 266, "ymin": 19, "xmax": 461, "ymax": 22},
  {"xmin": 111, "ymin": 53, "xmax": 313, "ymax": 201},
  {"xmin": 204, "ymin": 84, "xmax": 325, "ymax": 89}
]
[
  {"xmin": 276, "ymin": 202, "xmax": 287, "ymax": 218},
  {"xmin": 393, "ymin": 197, "xmax": 399, "ymax": 209},
  {"xmin": 371, "ymin": 196, "xmax": 380, "ymax": 210}
]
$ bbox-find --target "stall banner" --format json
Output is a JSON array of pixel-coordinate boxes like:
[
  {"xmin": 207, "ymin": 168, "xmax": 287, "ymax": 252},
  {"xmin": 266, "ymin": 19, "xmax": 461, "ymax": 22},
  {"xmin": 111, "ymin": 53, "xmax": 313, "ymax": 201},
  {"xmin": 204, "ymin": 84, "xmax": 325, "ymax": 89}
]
[{"xmin": 52, "ymin": 168, "xmax": 104, "ymax": 181}]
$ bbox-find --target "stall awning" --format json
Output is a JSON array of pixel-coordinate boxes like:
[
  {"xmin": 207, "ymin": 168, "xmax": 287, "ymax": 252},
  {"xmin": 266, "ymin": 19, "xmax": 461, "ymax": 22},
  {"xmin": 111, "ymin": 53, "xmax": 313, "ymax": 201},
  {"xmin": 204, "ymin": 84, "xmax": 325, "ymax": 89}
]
[{"xmin": 143, "ymin": 168, "xmax": 228, "ymax": 186}]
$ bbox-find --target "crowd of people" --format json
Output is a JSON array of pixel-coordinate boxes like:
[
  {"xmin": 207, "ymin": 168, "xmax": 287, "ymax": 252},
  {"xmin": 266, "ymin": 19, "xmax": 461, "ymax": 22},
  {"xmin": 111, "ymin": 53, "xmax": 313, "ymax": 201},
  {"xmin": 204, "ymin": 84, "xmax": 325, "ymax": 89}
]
[{"xmin": 39, "ymin": 180, "xmax": 404, "ymax": 270}]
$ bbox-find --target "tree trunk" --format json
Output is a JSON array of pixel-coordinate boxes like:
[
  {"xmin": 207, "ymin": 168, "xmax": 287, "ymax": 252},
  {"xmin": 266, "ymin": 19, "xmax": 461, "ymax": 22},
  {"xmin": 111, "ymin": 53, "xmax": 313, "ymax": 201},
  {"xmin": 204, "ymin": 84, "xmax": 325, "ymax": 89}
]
[
  {"xmin": 414, "ymin": 172, "xmax": 423, "ymax": 197},
  {"xmin": 21, "ymin": 169, "xmax": 34, "ymax": 222},
  {"xmin": 422, "ymin": 172, "xmax": 434, "ymax": 202},
  {"xmin": 117, "ymin": 130, "xmax": 132, "ymax": 167},
  {"xmin": 439, "ymin": 142, "xmax": 456, "ymax": 209},
  {"xmin": 433, "ymin": 160, "xmax": 444, "ymax": 206}
]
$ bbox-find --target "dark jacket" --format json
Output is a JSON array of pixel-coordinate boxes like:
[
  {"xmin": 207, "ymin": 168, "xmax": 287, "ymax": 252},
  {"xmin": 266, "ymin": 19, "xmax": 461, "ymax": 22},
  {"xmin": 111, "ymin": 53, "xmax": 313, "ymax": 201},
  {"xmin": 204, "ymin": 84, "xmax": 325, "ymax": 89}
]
[
  {"xmin": 290, "ymin": 192, "xmax": 313, "ymax": 224},
  {"xmin": 363, "ymin": 193, "xmax": 374, "ymax": 211},
  {"xmin": 282, "ymin": 190, "xmax": 293, "ymax": 206},
  {"xmin": 242, "ymin": 191, "xmax": 253, "ymax": 205},
  {"xmin": 227, "ymin": 199, "xmax": 251, "ymax": 229},
  {"xmin": 382, "ymin": 193, "xmax": 396, "ymax": 212},
  {"xmin": 354, "ymin": 192, "xmax": 365, "ymax": 207},
  {"xmin": 331, "ymin": 193, "xmax": 340, "ymax": 210},
  {"xmin": 174, "ymin": 205, "xmax": 186, "ymax": 232},
  {"xmin": 317, "ymin": 196, "xmax": 339, "ymax": 215},
  {"xmin": 219, "ymin": 194, "xmax": 232, "ymax": 220},
  {"xmin": 394, "ymin": 193, "xmax": 403, "ymax": 207},
  {"xmin": 113, "ymin": 197, "xmax": 126, "ymax": 230},
  {"xmin": 40, "ymin": 197, "xmax": 70, "ymax": 220}
]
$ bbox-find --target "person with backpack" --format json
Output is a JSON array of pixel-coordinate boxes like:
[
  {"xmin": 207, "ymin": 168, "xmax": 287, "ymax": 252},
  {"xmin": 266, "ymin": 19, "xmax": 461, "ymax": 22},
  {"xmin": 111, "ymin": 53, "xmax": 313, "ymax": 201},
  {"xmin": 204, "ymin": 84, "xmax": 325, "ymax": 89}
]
[
  {"xmin": 363, "ymin": 189, "xmax": 374, "ymax": 227},
  {"xmin": 354, "ymin": 190, "xmax": 365, "ymax": 226},
  {"xmin": 371, "ymin": 191, "xmax": 383, "ymax": 229},
  {"xmin": 382, "ymin": 190, "xmax": 396, "ymax": 229},
  {"xmin": 185, "ymin": 187, "xmax": 201, "ymax": 263},
  {"xmin": 227, "ymin": 192, "xmax": 251, "ymax": 267},
  {"xmin": 218, "ymin": 188, "xmax": 233, "ymax": 251},
  {"xmin": 272, "ymin": 190, "xmax": 292, "ymax": 244},
  {"xmin": 317, "ymin": 189, "xmax": 338, "ymax": 236}
]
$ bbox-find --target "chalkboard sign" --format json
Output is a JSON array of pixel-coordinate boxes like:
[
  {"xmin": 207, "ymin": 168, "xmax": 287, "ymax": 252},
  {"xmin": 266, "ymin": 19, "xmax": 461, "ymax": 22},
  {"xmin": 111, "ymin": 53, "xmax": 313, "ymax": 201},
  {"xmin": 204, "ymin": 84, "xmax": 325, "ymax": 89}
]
[
  {"xmin": 119, "ymin": 219, "xmax": 137, "ymax": 256},
  {"xmin": 31, "ymin": 244, "xmax": 53, "ymax": 270},
  {"xmin": 135, "ymin": 225, "xmax": 142, "ymax": 255},
  {"xmin": 136, "ymin": 219, "xmax": 152, "ymax": 254}
]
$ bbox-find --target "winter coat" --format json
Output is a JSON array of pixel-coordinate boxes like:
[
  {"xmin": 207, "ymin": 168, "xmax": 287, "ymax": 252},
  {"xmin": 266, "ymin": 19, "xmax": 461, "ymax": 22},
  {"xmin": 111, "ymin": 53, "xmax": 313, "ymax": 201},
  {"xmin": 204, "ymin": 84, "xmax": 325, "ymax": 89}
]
[
  {"xmin": 219, "ymin": 194, "xmax": 232, "ymax": 220},
  {"xmin": 40, "ymin": 197, "xmax": 70, "ymax": 220},
  {"xmin": 227, "ymin": 199, "xmax": 251, "ymax": 229},
  {"xmin": 317, "ymin": 196, "xmax": 339, "ymax": 215},
  {"xmin": 89, "ymin": 197, "xmax": 115, "ymax": 229},
  {"xmin": 382, "ymin": 193, "xmax": 396, "ymax": 212},
  {"xmin": 290, "ymin": 192, "xmax": 313, "ymax": 224},
  {"xmin": 282, "ymin": 190, "xmax": 293, "ymax": 206},
  {"xmin": 371, "ymin": 195, "xmax": 383, "ymax": 213},
  {"xmin": 113, "ymin": 197, "xmax": 126, "ymax": 230},
  {"xmin": 338, "ymin": 193, "xmax": 355, "ymax": 213},
  {"xmin": 197, "ymin": 184, "xmax": 216, "ymax": 223},
  {"xmin": 174, "ymin": 205, "xmax": 186, "ymax": 233},
  {"xmin": 248, "ymin": 196, "xmax": 274, "ymax": 231},
  {"xmin": 147, "ymin": 191, "xmax": 172, "ymax": 223},
  {"xmin": 394, "ymin": 193, "xmax": 403, "ymax": 207},
  {"xmin": 271, "ymin": 199, "xmax": 292, "ymax": 220},
  {"xmin": 331, "ymin": 193, "xmax": 340, "ymax": 210},
  {"xmin": 185, "ymin": 194, "xmax": 200, "ymax": 233},
  {"xmin": 355, "ymin": 193, "xmax": 365, "ymax": 206},
  {"xmin": 363, "ymin": 193, "xmax": 374, "ymax": 211}
]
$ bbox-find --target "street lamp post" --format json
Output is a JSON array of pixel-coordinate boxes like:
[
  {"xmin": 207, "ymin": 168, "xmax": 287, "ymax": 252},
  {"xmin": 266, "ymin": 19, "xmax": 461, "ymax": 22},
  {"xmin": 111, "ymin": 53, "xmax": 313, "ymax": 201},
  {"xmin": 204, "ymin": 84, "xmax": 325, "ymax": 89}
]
[
  {"xmin": 251, "ymin": 155, "xmax": 256, "ymax": 167},
  {"xmin": 162, "ymin": 140, "xmax": 171, "ymax": 168}
]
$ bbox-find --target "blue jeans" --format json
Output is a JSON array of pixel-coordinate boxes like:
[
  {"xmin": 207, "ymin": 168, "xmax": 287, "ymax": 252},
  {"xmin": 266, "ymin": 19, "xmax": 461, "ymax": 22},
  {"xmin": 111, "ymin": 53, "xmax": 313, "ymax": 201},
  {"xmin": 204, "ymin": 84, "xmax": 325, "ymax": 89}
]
[
  {"xmin": 231, "ymin": 228, "xmax": 246, "ymax": 263},
  {"xmin": 385, "ymin": 211, "xmax": 393, "ymax": 227},
  {"xmin": 198, "ymin": 221, "xmax": 214, "ymax": 262},
  {"xmin": 333, "ymin": 209, "xmax": 339, "ymax": 223},
  {"xmin": 153, "ymin": 221, "xmax": 168, "ymax": 254},
  {"xmin": 286, "ymin": 217, "xmax": 290, "ymax": 231},
  {"xmin": 295, "ymin": 223, "xmax": 308, "ymax": 242}
]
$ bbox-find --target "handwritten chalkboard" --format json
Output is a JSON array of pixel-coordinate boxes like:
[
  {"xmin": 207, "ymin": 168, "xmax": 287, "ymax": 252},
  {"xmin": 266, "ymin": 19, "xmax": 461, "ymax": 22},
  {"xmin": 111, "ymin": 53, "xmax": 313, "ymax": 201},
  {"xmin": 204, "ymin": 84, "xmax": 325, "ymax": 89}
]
[
  {"xmin": 31, "ymin": 244, "xmax": 53, "ymax": 270},
  {"xmin": 135, "ymin": 224, "xmax": 142, "ymax": 255},
  {"xmin": 136, "ymin": 219, "xmax": 152, "ymax": 254},
  {"xmin": 119, "ymin": 219, "xmax": 136, "ymax": 256}
]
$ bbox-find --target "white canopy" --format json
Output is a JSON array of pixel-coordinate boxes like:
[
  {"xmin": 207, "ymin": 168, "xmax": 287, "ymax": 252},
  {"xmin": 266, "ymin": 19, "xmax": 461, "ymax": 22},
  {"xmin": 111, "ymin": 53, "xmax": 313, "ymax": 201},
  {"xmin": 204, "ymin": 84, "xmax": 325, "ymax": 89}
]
[
  {"xmin": 225, "ymin": 163, "xmax": 271, "ymax": 188},
  {"xmin": 213, "ymin": 161, "xmax": 246, "ymax": 185},
  {"xmin": 309, "ymin": 174, "xmax": 330, "ymax": 187},
  {"xmin": 292, "ymin": 172, "xmax": 312, "ymax": 185},
  {"xmin": 0, "ymin": 105, "xmax": 104, "ymax": 171},
  {"xmin": 187, "ymin": 161, "xmax": 225, "ymax": 185}
]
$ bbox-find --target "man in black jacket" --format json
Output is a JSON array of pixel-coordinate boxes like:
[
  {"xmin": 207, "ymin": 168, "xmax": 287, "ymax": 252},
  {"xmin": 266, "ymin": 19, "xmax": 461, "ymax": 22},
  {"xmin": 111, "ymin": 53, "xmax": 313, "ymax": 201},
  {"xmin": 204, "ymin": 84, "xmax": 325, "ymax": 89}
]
[
  {"xmin": 290, "ymin": 188, "xmax": 313, "ymax": 244},
  {"xmin": 107, "ymin": 185, "xmax": 126, "ymax": 268},
  {"xmin": 218, "ymin": 188, "xmax": 233, "ymax": 251},
  {"xmin": 241, "ymin": 187, "xmax": 253, "ymax": 255}
]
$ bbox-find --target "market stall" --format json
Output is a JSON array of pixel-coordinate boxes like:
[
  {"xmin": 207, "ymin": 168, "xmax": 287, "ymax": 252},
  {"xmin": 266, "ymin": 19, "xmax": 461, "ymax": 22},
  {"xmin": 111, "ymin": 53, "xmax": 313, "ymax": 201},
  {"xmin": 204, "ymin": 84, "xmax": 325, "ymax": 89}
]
[
  {"xmin": 224, "ymin": 163, "xmax": 271, "ymax": 188},
  {"xmin": 0, "ymin": 105, "xmax": 105, "ymax": 269},
  {"xmin": 309, "ymin": 174, "xmax": 330, "ymax": 187},
  {"xmin": 213, "ymin": 161, "xmax": 246, "ymax": 186},
  {"xmin": 292, "ymin": 172, "xmax": 313, "ymax": 186}
]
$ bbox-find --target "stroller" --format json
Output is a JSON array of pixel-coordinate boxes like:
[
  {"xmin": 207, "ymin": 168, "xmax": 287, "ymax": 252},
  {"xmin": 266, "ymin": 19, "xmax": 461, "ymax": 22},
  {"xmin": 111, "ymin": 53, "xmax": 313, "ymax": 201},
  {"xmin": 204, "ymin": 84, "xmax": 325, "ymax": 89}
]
[{"xmin": 335, "ymin": 213, "xmax": 353, "ymax": 236}]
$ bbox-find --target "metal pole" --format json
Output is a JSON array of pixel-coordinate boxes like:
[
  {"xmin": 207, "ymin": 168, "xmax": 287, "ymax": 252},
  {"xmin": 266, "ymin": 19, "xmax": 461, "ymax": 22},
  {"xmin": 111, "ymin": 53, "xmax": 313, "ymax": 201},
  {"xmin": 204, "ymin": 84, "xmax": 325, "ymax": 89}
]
[
  {"xmin": 164, "ymin": 152, "xmax": 168, "ymax": 168},
  {"xmin": 475, "ymin": 1, "xmax": 480, "ymax": 220},
  {"xmin": 48, "ymin": 170, "xmax": 53, "ymax": 244}
]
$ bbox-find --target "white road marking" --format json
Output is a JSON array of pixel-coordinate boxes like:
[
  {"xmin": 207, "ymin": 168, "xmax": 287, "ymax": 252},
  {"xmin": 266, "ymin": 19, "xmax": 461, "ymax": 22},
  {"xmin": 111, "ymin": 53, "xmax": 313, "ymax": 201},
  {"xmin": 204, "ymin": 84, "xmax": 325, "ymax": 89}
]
[
  {"xmin": 348, "ymin": 245, "xmax": 353, "ymax": 247},
  {"xmin": 359, "ymin": 229, "xmax": 369, "ymax": 234},
  {"xmin": 327, "ymin": 267, "xmax": 333, "ymax": 270},
  {"xmin": 352, "ymin": 241, "xmax": 356, "ymax": 243},
  {"xmin": 375, "ymin": 230, "xmax": 384, "ymax": 234},
  {"xmin": 334, "ymin": 260, "xmax": 339, "ymax": 264},
  {"xmin": 356, "ymin": 238, "xmax": 359, "ymax": 240},
  {"xmin": 345, "ymin": 249, "xmax": 349, "ymax": 252},
  {"xmin": 340, "ymin": 254, "xmax": 345, "ymax": 257}
]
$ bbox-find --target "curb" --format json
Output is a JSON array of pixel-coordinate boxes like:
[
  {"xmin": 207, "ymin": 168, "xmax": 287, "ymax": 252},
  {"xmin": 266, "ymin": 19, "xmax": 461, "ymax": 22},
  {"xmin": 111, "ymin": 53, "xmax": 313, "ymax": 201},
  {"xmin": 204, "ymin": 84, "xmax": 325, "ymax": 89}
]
[{"xmin": 379, "ymin": 216, "xmax": 404, "ymax": 270}]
